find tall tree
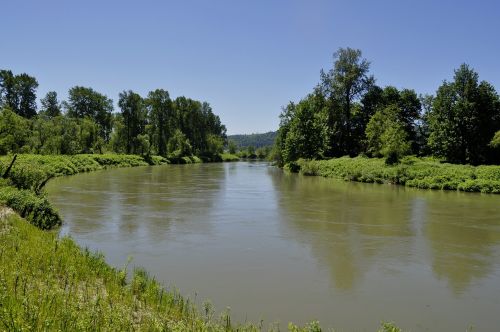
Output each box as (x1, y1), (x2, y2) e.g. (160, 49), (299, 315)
(65, 86), (113, 141)
(0, 70), (38, 118)
(118, 90), (146, 154)
(40, 91), (62, 117)
(147, 89), (173, 156)
(319, 48), (374, 156)
(428, 64), (500, 164)
(282, 93), (327, 163)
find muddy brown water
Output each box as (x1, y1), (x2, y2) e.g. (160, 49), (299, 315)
(46, 161), (500, 331)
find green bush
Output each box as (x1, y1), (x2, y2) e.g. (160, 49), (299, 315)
(0, 186), (60, 229)
(293, 156), (500, 194)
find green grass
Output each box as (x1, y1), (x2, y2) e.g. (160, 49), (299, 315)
(292, 156), (500, 193)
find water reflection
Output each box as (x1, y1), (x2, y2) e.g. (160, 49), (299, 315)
(47, 164), (226, 246)
(271, 169), (500, 296)
(422, 191), (500, 294)
(46, 162), (500, 331)
(269, 169), (416, 290)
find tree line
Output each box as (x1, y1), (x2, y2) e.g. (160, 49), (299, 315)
(274, 48), (500, 166)
(0, 70), (227, 159)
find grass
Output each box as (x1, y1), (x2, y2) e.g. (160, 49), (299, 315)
(292, 156), (500, 194)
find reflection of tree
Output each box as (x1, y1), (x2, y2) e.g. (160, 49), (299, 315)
(48, 163), (225, 243)
(423, 192), (500, 294)
(269, 169), (416, 290)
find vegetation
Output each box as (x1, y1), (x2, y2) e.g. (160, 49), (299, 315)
(0, 70), (227, 160)
(228, 131), (277, 148)
(292, 156), (500, 193)
(275, 47), (500, 167)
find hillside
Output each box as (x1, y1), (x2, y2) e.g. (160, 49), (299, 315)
(228, 131), (277, 148)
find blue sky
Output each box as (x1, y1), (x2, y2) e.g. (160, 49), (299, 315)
(1, 0), (499, 134)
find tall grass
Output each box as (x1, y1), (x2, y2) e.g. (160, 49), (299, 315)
(294, 156), (500, 194)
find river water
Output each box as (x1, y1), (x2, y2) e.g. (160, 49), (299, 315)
(46, 161), (500, 331)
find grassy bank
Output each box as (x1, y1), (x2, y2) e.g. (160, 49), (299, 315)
(292, 156), (500, 193)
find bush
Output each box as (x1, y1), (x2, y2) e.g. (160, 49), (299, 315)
(0, 186), (60, 229)
(293, 156), (500, 194)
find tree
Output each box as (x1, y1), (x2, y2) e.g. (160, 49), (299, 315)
(365, 105), (410, 162)
(147, 89), (173, 156)
(0, 70), (38, 118)
(65, 86), (114, 141)
(205, 133), (224, 157)
(428, 64), (500, 164)
(228, 140), (237, 154)
(282, 93), (327, 163)
(167, 129), (192, 157)
(40, 91), (61, 117)
(0, 107), (31, 154)
(118, 90), (146, 154)
(490, 131), (500, 149)
(319, 48), (374, 156)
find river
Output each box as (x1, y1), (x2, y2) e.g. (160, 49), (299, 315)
(46, 161), (500, 331)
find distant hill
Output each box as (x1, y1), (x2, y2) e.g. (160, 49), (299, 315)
(228, 131), (277, 148)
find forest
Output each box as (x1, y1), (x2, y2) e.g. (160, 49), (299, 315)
(0, 70), (228, 161)
(274, 48), (500, 167)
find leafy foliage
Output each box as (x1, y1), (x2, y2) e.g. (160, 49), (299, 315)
(427, 64), (500, 164)
(275, 51), (500, 168)
(295, 156), (500, 193)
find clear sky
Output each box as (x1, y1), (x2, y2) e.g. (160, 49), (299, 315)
(1, 0), (499, 134)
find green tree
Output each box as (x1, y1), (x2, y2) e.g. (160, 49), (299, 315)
(40, 91), (61, 117)
(228, 140), (237, 154)
(320, 48), (374, 156)
(428, 64), (500, 164)
(205, 133), (224, 157)
(147, 89), (174, 156)
(490, 131), (500, 148)
(365, 105), (410, 162)
(167, 129), (192, 157)
(118, 90), (146, 154)
(0, 107), (31, 154)
(65, 86), (114, 142)
(0, 70), (38, 118)
(282, 94), (327, 163)
(109, 114), (127, 153)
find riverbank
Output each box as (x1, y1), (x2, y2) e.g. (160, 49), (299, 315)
(290, 156), (500, 194)
(0, 153), (239, 229)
